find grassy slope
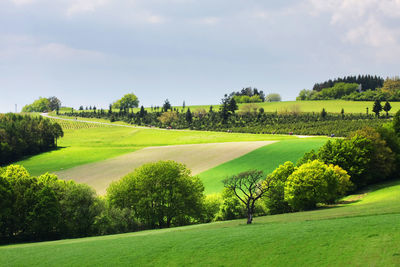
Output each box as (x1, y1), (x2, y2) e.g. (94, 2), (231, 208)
(199, 138), (327, 194)
(2, 180), (399, 266)
(17, 127), (298, 176)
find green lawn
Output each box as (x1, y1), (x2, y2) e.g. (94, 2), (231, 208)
(199, 138), (327, 194)
(17, 127), (299, 176)
(2, 179), (399, 266)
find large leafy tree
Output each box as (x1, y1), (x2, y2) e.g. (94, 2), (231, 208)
(112, 93), (139, 110)
(22, 97), (51, 112)
(47, 96), (61, 111)
(107, 161), (205, 229)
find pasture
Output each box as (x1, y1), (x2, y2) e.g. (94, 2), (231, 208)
(56, 141), (276, 194)
(2, 179), (399, 266)
(199, 138), (327, 194)
(16, 124), (299, 176)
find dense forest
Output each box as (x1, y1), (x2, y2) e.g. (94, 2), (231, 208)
(0, 114), (64, 165)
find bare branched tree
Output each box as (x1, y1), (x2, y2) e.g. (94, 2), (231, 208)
(223, 170), (271, 224)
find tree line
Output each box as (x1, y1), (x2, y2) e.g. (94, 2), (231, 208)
(312, 75), (384, 92)
(62, 100), (391, 137)
(0, 114), (64, 165)
(299, 77), (400, 101)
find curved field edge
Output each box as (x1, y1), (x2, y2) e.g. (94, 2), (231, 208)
(2, 180), (399, 266)
(55, 141), (276, 195)
(16, 126), (301, 176)
(199, 138), (328, 194)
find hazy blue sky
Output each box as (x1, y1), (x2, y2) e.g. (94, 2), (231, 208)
(1, 0), (400, 112)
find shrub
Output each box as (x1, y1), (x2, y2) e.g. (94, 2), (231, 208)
(284, 160), (351, 211)
(263, 161), (295, 214)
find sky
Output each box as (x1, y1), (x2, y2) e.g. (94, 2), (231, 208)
(1, 0), (400, 112)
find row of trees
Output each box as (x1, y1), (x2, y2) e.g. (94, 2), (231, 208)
(63, 102), (391, 137)
(22, 97), (61, 113)
(0, 114), (63, 165)
(312, 75), (384, 92)
(299, 77), (400, 101)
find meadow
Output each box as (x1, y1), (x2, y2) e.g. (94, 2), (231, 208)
(2, 179), (399, 266)
(16, 123), (300, 176)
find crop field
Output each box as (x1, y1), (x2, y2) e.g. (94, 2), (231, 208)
(56, 141), (276, 194)
(2, 179), (399, 266)
(17, 126), (300, 176)
(199, 138), (327, 194)
(48, 118), (111, 130)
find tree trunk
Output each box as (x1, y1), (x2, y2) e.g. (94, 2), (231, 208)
(247, 212), (253, 224)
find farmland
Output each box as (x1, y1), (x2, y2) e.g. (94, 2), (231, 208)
(16, 123), (300, 176)
(2, 179), (399, 266)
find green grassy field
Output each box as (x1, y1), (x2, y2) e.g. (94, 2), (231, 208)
(17, 126), (299, 176)
(2, 179), (399, 266)
(199, 138), (327, 194)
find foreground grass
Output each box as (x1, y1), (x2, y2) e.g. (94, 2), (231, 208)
(17, 127), (298, 176)
(199, 138), (327, 194)
(2, 180), (399, 266)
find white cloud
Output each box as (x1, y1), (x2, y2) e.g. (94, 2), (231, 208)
(308, 0), (400, 49)
(66, 0), (109, 16)
(145, 14), (165, 24)
(10, 0), (36, 6)
(38, 43), (105, 60)
(197, 17), (220, 25)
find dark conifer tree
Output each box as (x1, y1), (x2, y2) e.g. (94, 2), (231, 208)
(185, 108), (192, 124)
(373, 100), (382, 117)
(383, 101), (392, 117)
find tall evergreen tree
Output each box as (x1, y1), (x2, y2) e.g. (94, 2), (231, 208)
(373, 100), (383, 117)
(185, 108), (192, 124)
(383, 101), (392, 117)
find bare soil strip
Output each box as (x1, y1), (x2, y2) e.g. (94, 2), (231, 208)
(56, 141), (276, 194)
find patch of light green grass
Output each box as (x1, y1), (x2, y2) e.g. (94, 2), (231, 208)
(2, 180), (399, 266)
(199, 138), (327, 194)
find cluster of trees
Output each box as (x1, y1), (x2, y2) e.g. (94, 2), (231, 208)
(312, 75), (384, 92)
(228, 87), (266, 103)
(0, 166), (101, 243)
(22, 97), (61, 113)
(299, 77), (400, 101)
(227, 88), (282, 103)
(0, 161), (244, 244)
(0, 114), (63, 165)
(222, 118), (400, 219)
